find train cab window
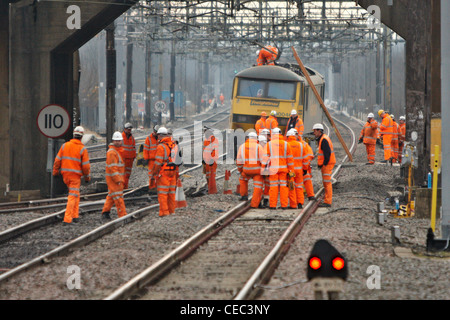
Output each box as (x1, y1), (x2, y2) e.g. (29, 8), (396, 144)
(237, 78), (296, 100)
(266, 82), (296, 100)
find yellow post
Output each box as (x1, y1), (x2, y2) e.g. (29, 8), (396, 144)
(430, 145), (440, 232)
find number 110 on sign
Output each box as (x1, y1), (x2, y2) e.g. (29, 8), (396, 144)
(37, 104), (71, 138)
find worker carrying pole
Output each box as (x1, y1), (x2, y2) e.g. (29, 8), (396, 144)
(291, 46), (353, 162)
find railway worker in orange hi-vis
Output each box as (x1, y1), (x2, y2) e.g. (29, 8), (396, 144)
(258, 134), (270, 208)
(286, 129), (307, 209)
(313, 123), (336, 208)
(101, 132), (127, 220)
(255, 111), (268, 135)
(144, 125), (160, 190)
(152, 127), (178, 216)
(53, 126), (91, 225)
(203, 127), (219, 194)
(236, 132), (265, 208)
(266, 110), (279, 131)
(121, 122), (136, 189)
(261, 128), (295, 210)
(219, 93), (225, 106)
(390, 115), (399, 163)
(285, 109), (304, 137)
(256, 45), (279, 66)
(358, 113), (378, 165)
(378, 109), (394, 164)
(398, 116), (406, 162)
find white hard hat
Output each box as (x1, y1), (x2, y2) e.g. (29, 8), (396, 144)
(399, 116), (406, 121)
(270, 110), (277, 116)
(286, 129), (297, 137)
(124, 122), (133, 129)
(271, 128), (282, 135)
(367, 113), (374, 118)
(312, 123), (324, 130)
(73, 126), (84, 137)
(248, 132), (257, 139)
(256, 50), (260, 56)
(261, 129), (270, 135)
(112, 131), (123, 141)
(157, 127), (168, 135)
(258, 135), (267, 142)
(291, 109), (297, 115)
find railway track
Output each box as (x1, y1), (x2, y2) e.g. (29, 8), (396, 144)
(0, 113), (355, 300)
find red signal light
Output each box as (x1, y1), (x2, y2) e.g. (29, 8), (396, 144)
(309, 257), (321, 270)
(332, 257), (345, 270)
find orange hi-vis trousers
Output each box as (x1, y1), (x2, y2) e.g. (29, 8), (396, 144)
(382, 135), (393, 161)
(62, 175), (81, 223)
(102, 188), (127, 218)
(365, 144), (376, 164)
(205, 163), (217, 194)
(289, 171), (304, 206)
(321, 164), (335, 205)
(157, 174), (177, 216)
(269, 172), (291, 208)
(148, 160), (156, 189)
(303, 168), (315, 198)
(239, 173), (264, 208)
(123, 158), (134, 189)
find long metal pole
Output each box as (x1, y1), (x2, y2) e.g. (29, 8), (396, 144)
(291, 46), (353, 162)
(105, 23), (116, 150)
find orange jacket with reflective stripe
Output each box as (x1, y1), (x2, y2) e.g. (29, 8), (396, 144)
(144, 133), (158, 160)
(121, 131), (136, 159)
(379, 114), (394, 135)
(153, 137), (176, 176)
(359, 119), (378, 144)
(255, 118), (267, 134)
(391, 121), (399, 143)
(236, 139), (264, 175)
(399, 123), (406, 142)
(105, 144), (125, 186)
(302, 139), (314, 167)
(317, 134), (336, 166)
(285, 116), (304, 136)
(203, 136), (219, 165)
(287, 136), (308, 172)
(53, 139), (90, 179)
(257, 46), (278, 66)
(263, 135), (294, 174)
(266, 116), (278, 131)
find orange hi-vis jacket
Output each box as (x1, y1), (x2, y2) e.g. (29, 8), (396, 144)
(399, 123), (406, 142)
(379, 113), (394, 137)
(359, 119), (378, 144)
(266, 116), (278, 131)
(302, 139), (314, 167)
(255, 117), (268, 134)
(236, 139), (264, 176)
(391, 120), (399, 144)
(257, 46), (278, 66)
(144, 133), (158, 161)
(53, 139), (90, 179)
(203, 136), (219, 165)
(105, 145), (125, 187)
(287, 136), (308, 172)
(317, 134), (336, 167)
(121, 131), (136, 159)
(285, 116), (304, 137)
(263, 134), (294, 175)
(153, 137), (177, 177)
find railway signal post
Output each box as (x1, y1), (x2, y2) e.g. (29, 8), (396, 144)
(307, 239), (348, 300)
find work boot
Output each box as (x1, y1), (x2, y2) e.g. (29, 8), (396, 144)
(72, 218), (80, 223)
(298, 203), (303, 209)
(380, 160), (388, 164)
(62, 222), (72, 226)
(269, 207), (276, 210)
(102, 212), (111, 220)
(281, 207), (288, 210)
(318, 203), (331, 208)
(263, 199), (269, 207)
(239, 195), (248, 201)
(308, 196), (316, 201)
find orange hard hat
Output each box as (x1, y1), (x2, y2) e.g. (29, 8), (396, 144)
(261, 111), (267, 117)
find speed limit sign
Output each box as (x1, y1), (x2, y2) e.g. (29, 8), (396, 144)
(154, 100), (166, 112)
(37, 104), (71, 138)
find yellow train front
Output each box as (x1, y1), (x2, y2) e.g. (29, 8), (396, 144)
(229, 64), (325, 134)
